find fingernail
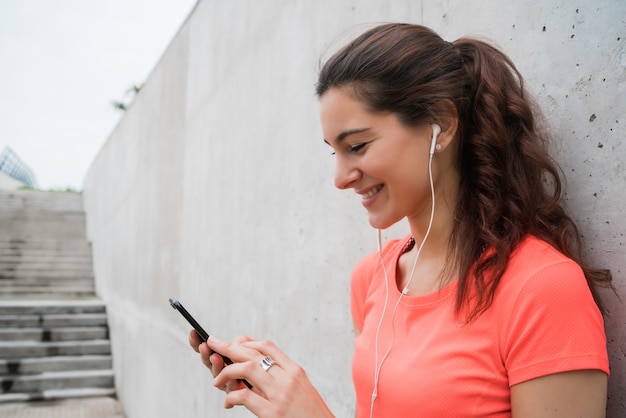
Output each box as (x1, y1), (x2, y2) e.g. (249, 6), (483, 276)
(208, 335), (222, 344)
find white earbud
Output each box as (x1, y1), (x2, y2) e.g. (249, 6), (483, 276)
(429, 123), (441, 155)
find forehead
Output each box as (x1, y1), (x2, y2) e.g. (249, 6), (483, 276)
(320, 87), (409, 143)
(320, 88), (374, 129)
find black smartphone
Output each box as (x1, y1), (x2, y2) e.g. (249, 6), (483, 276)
(169, 298), (252, 389)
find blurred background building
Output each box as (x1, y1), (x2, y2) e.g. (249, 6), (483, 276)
(0, 146), (38, 189)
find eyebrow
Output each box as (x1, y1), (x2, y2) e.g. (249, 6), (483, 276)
(323, 128), (371, 145)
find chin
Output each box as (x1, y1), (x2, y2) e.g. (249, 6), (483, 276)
(367, 216), (399, 230)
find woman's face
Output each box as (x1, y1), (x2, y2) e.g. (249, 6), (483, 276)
(319, 87), (437, 229)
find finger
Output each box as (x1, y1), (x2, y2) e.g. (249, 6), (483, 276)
(213, 363), (263, 399)
(241, 339), (294, 374)
(189, 329), (203, 352)
(207, 336), (280, 373)
(213, 356), (286, 400)
(225, 379), (245, 393)
(208, 337), (288, 395)
(207, 351), (242, 393)
(232, 335), (254, 344)
(223, 387), (273, 415)
(198, 342), (225, 369)
(199, 343), (229, 380)
(206, 336), (260, 364)
(198, 343), (243, 393)
(198, 342), (217, 371)
(208, 352), (225, 376)
(241, 341), (294, 399)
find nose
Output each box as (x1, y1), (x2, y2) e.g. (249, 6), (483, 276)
(334, 156), (360, 190)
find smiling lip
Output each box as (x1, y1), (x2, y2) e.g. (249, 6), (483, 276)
(360, 185), (383, 207)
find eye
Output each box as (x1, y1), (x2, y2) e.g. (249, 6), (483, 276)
(327, 141), (370, 156)
(349, 142), (368, 153)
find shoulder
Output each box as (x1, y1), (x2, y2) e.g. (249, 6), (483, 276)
(496, 236), (608, 383)
(496, 235), (596, 316)
(509, 235), (576, 270)
(501, 235), (586, 296)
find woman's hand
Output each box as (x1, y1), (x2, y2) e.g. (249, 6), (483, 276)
(189, 330), (248, 393)
(206, 335), (335, 418)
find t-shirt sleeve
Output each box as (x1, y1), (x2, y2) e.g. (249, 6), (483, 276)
(502, 259), (609, 386)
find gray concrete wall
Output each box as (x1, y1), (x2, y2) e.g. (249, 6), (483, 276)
(82, 1), (625, 417)
(0, 172), (24, 190)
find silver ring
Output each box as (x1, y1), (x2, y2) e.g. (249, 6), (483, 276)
(259, 356), (276, 372)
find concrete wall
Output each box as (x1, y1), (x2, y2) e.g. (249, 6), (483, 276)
(82, 1), (625, 417)
(0, 172), (24, 190)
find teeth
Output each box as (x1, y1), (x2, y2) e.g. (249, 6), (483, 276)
(362, 185), (383, 199)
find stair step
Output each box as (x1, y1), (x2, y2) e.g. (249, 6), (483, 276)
(0, 231), (87, 239)
(0, 387), (117, 403)
(0, 285), (95, 294)
(0, 212), (85, 221)
(0, 190), (82, 210)
(0, 257), (93, 264)
(0, 276), (94, 283)
(0, 293), (98, 302)
(0, 225), (87, 237)
(0, 270), (95, 279)
(0, 219), (86, 227)
(0, 300), (105, 315)
(0, 284), (95, 292)
(0, 340), (112, 359)
(0, 286), (95, 295)
(0, 313), (107, 328)
(0, 278), (95, 285)
(1, 265), (93, 272)
(1, 233), (88, 241)
(0, 253), (92, 261)
(0, 281), (95, 289)
(0, 289), (96, 300)
(0, 256), (93, 265)
(0, 326), (108, 342)
(0, 226), (87, 234)
(0, 369), (114, 394)
(0, 241), (91, 251)
(0, 355), (112, 375)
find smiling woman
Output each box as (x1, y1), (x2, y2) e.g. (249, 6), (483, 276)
(188, 23), (613, 418)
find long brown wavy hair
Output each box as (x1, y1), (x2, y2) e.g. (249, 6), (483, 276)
(316, 23), (613, 320)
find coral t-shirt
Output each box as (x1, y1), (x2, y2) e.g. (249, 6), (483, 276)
(351, 235), (609, 417)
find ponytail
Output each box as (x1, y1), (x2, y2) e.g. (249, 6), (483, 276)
(450, 39), (613, 319)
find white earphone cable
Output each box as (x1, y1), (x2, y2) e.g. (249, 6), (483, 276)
(369, 147), (437, 418)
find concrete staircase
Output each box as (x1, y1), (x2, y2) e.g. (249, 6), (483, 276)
(0, 189), (116, 403)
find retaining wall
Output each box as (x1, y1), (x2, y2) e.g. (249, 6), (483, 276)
(83, 1), (625, 416)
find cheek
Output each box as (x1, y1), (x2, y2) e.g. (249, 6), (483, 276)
(389, 158), (432, 197)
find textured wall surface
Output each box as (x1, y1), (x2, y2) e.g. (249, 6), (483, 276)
(83, 1), (625, 417)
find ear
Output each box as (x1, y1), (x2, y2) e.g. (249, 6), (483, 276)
(432, 100), (459, 153)
(433, 116), (458, 153)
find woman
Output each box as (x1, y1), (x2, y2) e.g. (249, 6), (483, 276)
(189, 23), (612, 417)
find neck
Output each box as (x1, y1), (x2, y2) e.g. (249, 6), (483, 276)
(407, 180), (457, 262)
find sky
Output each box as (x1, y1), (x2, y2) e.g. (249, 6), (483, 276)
(0, 0), (197, 190)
